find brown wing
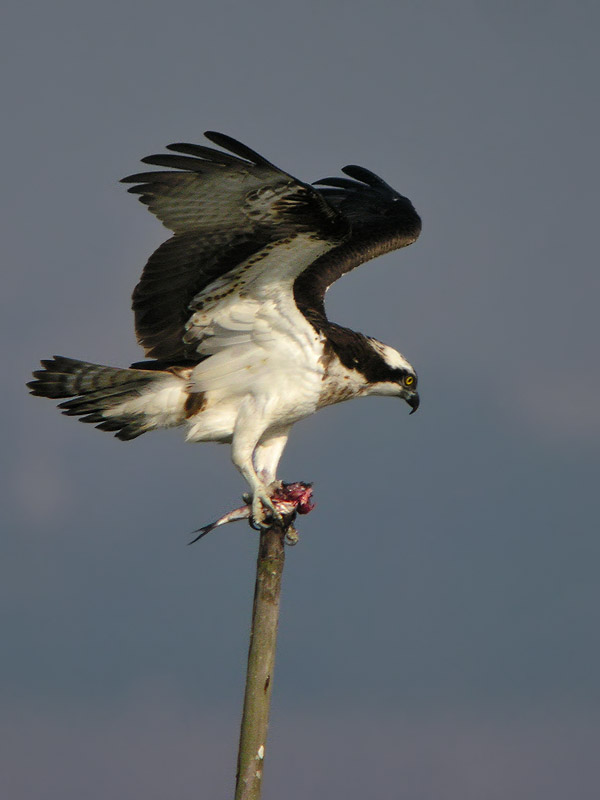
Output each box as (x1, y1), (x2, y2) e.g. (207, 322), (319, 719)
(295, 165), (422, 324)
(122, 132), (347, 361)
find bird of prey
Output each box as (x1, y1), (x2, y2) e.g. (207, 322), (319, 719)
(28, 132), (421, 528)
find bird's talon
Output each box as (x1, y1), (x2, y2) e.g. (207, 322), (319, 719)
(250, 491), (283, 529)
(285, 525), (299, 546)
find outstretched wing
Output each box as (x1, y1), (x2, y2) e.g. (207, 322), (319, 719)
(122, 132), (347, 360)
(294, 165), (422, 324)
(314, 163), (421, 238)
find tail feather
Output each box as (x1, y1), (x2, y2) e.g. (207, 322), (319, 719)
(29, 356), (154, 398)
(27, 355), (187, 440)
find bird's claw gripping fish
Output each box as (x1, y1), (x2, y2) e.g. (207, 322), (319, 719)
(189, 482), (314, 545)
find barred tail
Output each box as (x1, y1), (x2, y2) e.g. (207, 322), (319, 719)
(27, 355), (188, 440)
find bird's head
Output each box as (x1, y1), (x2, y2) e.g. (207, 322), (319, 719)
(364, 338), (420, 413)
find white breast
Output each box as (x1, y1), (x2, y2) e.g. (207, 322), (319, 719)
(182, 234), (331, 443)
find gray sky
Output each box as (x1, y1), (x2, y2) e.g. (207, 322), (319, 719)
(3, 1), (599, 798)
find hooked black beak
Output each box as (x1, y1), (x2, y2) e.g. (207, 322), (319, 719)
(406, 391), (420, 415)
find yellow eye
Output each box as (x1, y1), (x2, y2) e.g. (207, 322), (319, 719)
(405, 375), (415, 387)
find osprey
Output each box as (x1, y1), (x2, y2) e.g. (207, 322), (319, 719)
(28, 133), (421, 528)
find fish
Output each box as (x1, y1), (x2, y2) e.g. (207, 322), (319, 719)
(189, 482), (315, 544)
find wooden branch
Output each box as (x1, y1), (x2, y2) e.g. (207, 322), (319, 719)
(234, 521), (289, 800)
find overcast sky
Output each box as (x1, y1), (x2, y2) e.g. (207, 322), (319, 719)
(2, 1), (599, 798)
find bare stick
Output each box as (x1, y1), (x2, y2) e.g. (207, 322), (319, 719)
(234, 522), (289, 800)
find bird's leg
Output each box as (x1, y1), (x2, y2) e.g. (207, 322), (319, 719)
(237, 481), (280, 529)
(249, 428), (292, 527)
(253, 427), (291, 492)
(232, 402), (283, 529)
(237, 468), (280, 530)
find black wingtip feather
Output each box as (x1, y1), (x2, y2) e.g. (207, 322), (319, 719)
(121, 170), (189, 185)
(140, 154), (209, 172)
(203, 131), (276, 168)
(166, 142), (241, 166)
(313, 176), (364, 190)
(341, 165), (395, 191)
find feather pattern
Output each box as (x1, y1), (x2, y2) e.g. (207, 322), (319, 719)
(122, 133), (347, 359)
